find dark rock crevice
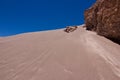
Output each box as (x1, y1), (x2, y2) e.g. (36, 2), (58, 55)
(106, 37), (120, 45)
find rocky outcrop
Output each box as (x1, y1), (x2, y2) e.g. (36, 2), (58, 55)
(84, 0), (120, 44)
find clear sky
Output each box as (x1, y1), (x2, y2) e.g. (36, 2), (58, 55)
(0, 0), (96, 36)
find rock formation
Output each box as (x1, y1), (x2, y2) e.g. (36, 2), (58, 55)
(84, 0), (120, 44)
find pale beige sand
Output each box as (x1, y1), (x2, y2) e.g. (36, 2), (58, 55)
(0, 26), (120, 80)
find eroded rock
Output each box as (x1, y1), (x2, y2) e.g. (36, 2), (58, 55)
(84, 0), (120, 44)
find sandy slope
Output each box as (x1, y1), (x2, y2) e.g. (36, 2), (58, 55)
(0, 26), (120, 80)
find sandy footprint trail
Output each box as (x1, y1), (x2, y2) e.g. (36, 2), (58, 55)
(0, 26), (120, 80)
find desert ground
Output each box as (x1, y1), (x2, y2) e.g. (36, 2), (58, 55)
(0, 26), (120, 80)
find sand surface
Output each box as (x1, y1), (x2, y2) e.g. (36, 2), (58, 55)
(0, 26), (120, 80)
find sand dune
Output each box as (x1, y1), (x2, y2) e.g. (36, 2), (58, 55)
(0, 26), (120, 80)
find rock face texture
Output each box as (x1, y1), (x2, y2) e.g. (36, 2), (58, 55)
(84, 0), (120, 43)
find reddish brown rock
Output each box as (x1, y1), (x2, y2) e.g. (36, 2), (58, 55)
(84, 0), (120, 43)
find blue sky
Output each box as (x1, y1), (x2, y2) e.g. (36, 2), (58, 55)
(0, 0), (96, 36)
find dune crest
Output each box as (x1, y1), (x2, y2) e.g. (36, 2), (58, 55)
(0, 26), (120, 80)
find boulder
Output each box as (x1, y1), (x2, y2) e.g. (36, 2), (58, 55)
(84, 0), (120, 44)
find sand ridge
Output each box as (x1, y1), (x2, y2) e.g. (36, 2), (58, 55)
(0, 26), (120, 80)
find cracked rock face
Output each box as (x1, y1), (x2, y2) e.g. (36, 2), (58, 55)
(84, 0), (120, 42)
